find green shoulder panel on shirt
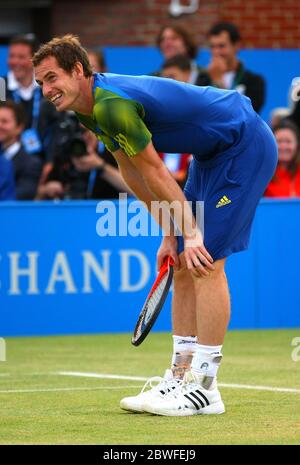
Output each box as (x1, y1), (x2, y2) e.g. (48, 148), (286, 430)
(93, 87), (152, 157)
(76, 112), (119, 153)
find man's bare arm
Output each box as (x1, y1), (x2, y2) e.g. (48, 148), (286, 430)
(112, 148), (158, 209)
(128, 142), (198, 240)
(113, 143), (214, 274)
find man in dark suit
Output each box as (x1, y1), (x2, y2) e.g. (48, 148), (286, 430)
(0, 155), (16, 200)
(0, 101), (42, 200)
(202, 22), (265, 114)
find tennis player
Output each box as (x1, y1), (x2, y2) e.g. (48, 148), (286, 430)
(33, 35), (277, 416)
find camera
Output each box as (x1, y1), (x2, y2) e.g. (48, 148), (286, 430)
(46, 112), (89, 188)
(56, 112), (88, 161)
(68, 135), (88, 159)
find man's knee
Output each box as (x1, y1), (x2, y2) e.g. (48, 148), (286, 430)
(190, 258), (226, 281)
(174, 266), (192, 288)
(176, 252), (226, 281)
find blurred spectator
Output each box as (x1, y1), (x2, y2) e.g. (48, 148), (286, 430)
(205, 22), (265, 113)
(87, 49), (107, 73)
(269, 107), (291, 130)
(265, 120), (300, 198)
(2, 34), (59, 162)
(154, 24), (208, 85)
(0, 155), (16, 200)
(161, 54), (193, 83)
(36, 122), (131, 200)
(0, 101), (42, 200)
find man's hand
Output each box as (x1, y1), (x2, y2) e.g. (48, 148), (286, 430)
(207, 56), (227, 86)
(157, 235), (180, 272)
(36, 180), (64, 199)
(184, 230), (214, 277)
(72, 153), (104, 172)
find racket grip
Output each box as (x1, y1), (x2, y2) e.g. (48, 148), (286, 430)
(166, 256), (175, 267)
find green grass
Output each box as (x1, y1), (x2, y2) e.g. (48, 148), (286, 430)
(0, 329), (300, 445)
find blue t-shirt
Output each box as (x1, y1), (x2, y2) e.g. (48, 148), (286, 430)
(77, 73), (257, 162)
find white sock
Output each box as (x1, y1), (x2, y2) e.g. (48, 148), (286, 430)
(171, 335), (198, 379)
(190, 343), (223, 389)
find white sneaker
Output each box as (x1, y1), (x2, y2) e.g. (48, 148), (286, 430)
(120, 369), (181, 413)
(142, 371), (225, 416)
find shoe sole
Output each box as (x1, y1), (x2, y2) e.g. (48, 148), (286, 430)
(144, 401), (225, 416)
(120, 402), (144, 413)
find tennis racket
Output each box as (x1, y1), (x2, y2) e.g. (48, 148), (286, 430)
(131, 255), (174, 346)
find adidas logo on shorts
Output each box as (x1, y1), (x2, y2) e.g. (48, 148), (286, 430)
(216, 195), (232, 208)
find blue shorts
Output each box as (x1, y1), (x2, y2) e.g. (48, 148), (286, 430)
(177, 116), (278, 260)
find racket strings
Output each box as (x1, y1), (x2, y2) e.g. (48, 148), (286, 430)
(145, 274), (169, 317)
(135, 274), (169, 339)
(132, 263), (173, 345)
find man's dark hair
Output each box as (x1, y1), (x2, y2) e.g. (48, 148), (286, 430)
(162, 54), (192, 72)
(9, 34), (40, 56)
(156, 25), (198, 59)
(207, 22), (241, 44)
(32, 35), (93, 78)
(0, 100), (27, 127)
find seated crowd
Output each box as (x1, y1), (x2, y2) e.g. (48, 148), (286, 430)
(0, 23), (299, 201)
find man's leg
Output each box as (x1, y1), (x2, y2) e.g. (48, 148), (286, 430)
(192, 257), (230, 346)
(143, 255), (228, 415)
(189, 257), (230, 391)
(172, 254), (230, 382)
(172, 263), (196, 336)
(171, 263), (197, 378)
(173, 254), (230, 344)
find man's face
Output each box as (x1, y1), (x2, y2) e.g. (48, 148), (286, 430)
(275, 128), (298, 164)
(35, 56), (82, 112)
(8, 43), (33, 82)
(208, 31), (239, 66)
(0, 107), (22, 145)
(162, 66), (190, 83)
(159, 28), (187, 59)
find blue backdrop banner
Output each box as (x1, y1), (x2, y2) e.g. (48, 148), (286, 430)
(0, 199), (299, 337)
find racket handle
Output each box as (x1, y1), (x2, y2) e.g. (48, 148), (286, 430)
(166, 256), (175, 267)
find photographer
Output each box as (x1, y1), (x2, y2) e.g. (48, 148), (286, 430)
(71, 126), (132, 199)
(36, 114), (131, 200)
